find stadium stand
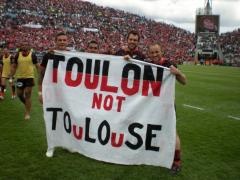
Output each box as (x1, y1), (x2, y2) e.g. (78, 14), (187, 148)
(219, 29), (240, 66)
(0, 0), (195, 64)
(0, 0), (239, 66)
(194, 0), (239, 66)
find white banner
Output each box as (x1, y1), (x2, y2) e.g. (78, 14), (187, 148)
(42, 51), (176, 168)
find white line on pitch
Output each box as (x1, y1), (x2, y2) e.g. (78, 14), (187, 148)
(182, 104), (204, 111)
(228, 115), (240, 121)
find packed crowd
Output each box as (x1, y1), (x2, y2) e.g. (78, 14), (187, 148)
(0, 0), (239, 64)
(0, 0), (195, 63)
(219, 29), (240, 55)
(196, 32), (218, 50)
(218, 29), (240, 66)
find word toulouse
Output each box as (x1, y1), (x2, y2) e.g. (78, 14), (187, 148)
(50, 55), (164, 96)
(47, 108), (162, 151)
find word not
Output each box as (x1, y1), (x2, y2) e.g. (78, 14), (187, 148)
(92, 93), (126, 112)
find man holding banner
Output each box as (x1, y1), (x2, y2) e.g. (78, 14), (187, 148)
(86, 40), (99, 54)
(38, 31), (69, 157)
(40, 43), (177, 169)
(148, 43), (187, 174)
(115, 30), (146, 61)
(38, 31), (69, 103)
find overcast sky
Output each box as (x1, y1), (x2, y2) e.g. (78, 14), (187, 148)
(83, 0), (240, 34)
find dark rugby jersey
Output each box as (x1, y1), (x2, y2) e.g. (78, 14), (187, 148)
(148, 58), (177, 68)
(115, 49), (146, 61)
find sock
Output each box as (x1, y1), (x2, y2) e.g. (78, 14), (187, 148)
(12, 85), (16, 95)
(174, 150), (181, 162)
(1, 85), (5, 93)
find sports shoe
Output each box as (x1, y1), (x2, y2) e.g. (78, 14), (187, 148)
(46, 148), (55, 158)
(11, 94), (16, 99)
(0, 92), (4, 100)
(63, 147), (75, 153)
(170, 161), (182, 175)
(24, 114), (30, 120)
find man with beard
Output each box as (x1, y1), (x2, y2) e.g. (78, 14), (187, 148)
(115, 30), (146, 61)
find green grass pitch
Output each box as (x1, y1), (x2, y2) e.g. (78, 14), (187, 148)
(0, 65), (239, 179)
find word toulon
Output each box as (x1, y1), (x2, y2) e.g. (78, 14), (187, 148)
(49, 55), (164, 97)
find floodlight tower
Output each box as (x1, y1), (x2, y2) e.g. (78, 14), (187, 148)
(204, 0), (212, 15)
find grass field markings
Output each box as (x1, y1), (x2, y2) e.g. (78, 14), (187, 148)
(227, 115), (240, 121)
(182, 70), (240, 78)
(182, 104), (204, 111)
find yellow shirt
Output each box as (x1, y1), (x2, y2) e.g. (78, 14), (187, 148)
(15, 52), (35, 78)
(2, 55), (11, 78)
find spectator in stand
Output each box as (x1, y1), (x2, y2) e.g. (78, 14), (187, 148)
(10, 42), (39, 120)
(148, 43), (186, 174)
(115, 30), (146, 61)
(0, 47), (16, 99)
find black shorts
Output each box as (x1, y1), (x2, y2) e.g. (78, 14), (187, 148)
(16, 78), (35, 89)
